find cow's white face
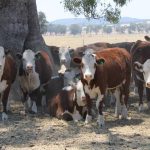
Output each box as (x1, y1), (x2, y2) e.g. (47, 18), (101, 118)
(82, 53), (96, 81)
(58, 47), (73, 72)
(22, 50), (36, 73)
(0, 46), (6, 72)
(76, 80), (86, 106)
(59, 47), (71, 63)
(73, 49), (105, 82)
(134, 59), (150, 88)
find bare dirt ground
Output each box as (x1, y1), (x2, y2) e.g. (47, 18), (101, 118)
(0, 34), (150, 150)
(0, 93), (150, 150)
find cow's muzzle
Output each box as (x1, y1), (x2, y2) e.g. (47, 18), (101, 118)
(60, 59), (66, 64)
(26, 65), (33, 73)
(84, 74), (93, 81)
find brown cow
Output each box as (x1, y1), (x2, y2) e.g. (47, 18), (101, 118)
(0, 46), (17, 120)
(110, 42), (135, 53)
(16, 49), (52, 114)
(73, 48), (131, 127)
(48, 80), (87, 121)
(131, 40), (150, 111)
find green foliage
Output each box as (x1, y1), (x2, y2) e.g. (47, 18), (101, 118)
(38, 11), (48, 34)
(62, 0), (131, 23)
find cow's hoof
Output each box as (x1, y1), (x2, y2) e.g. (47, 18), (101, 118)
(28, 110), (36, 114)
(114, 113), (119, 118)
(97, 115), (105, 128)
(139, 104), (144, 112)
(147, 102), (150, 109)
(2, 112), (8, 121)
(31, 101), (37, 113)
(72, 113), (82, 122)
(115, 106), (121, 118)
(121, 105), (128, 119)
(85, 114), (92, 124)
(20, 110), (27, 116)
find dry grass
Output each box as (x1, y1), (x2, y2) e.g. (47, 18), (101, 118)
(43, 33), (146, 48)
(0, 95), (150, 150)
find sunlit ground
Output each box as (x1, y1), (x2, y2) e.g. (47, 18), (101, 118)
(43, 33), (146, 48)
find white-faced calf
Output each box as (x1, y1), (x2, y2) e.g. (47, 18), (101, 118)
(48, 80), (87, 121)
(16, 49), (52, 114)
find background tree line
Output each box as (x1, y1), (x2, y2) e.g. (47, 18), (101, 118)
(38, 11), (150, 35)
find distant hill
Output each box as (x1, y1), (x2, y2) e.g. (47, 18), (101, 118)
(50, 17), (149, 26)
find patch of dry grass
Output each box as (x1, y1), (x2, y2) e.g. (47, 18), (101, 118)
(43, 33), (146, 48)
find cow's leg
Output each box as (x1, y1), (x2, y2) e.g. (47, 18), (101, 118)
(6, 98), (11, 112)
(137, 82), (144, 111)
(97, 98), (105, 127)
(120, 80), (130, 119)
(146, 88), (150, 109)
(2, 86), (11, 121)
(31, 101), (37, 113)
(29, 88), (41, 114)
(114, 88), (121, 118)
(120, 94), (128, 119)
(85, 94), (92, 124)
(22, 92), (29, 113)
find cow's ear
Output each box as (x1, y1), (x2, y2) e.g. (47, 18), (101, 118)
(5, 50), (10, 55)
(35, 51), (41, 60)
(134, 61), (143, 72)
(96, 58), (105, 65)
(73, 57), (82, 65)
(69, 48), (74, 56)
(16, 53), (22, 59)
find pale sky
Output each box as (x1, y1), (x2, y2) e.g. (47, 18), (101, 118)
(36, 0), (150, 22)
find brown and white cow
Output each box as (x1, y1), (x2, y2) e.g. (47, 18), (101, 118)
(73, 48), (131, 127)
(131, 40), (150, 111)
(0, 46), (17, 120)
(48, 80), (87, 121)
(16, 49), (52, 113)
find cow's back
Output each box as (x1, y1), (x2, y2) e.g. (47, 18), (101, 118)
(95, 48), (131, 89)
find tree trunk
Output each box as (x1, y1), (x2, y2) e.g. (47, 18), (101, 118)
(0, 0), (57, 101)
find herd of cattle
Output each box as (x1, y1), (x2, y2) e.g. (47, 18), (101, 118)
(1, 35), (150, 128)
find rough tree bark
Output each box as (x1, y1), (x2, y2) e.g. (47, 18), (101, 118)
(0, 0), (57, 101)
